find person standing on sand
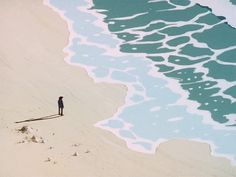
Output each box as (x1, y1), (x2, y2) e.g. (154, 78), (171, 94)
(58, 96), (64, 116)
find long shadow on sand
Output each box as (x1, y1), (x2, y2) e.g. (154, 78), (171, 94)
(15, 114), (62, 124)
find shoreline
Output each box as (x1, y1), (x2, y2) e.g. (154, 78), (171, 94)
(0, 0), (236, 176)
(42, 0), (236, 168)
(45, 0), (236, 165)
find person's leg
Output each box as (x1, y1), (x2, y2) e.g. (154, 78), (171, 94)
(58, 107), (61, 115)
(61, 108), (63, 116)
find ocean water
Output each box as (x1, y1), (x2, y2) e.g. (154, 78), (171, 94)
(45, 0), (236, 164)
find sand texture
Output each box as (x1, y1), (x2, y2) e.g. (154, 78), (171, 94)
(0, 0), (236, 177)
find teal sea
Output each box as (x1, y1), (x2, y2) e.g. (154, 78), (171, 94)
(45, 0), (236, 164)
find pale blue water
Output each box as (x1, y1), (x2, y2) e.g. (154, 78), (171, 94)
(47, 0), (236, 164)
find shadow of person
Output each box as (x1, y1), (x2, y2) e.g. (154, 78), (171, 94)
(15, 114), (61, 124)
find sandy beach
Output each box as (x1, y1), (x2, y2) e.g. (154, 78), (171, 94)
(0, 0), (236, 176)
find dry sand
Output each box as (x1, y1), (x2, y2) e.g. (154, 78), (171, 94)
(0, 0), (236, 177)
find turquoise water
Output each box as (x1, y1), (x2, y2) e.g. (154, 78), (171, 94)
(46, 0), (236, 164)
(230, 0), (236, 5)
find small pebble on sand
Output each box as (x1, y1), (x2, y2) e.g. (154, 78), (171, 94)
(72, 152), (78, 156)
(45, 157), (51, 162)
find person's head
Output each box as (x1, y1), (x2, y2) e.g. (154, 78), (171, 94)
(59, 96), (63, 100)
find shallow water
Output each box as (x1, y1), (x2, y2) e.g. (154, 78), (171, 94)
(46, 0), (236, 164)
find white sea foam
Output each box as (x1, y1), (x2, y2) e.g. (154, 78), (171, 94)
(191, 0), (236, 28)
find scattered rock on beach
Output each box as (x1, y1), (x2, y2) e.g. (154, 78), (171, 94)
(45, 157), (51, 162)
(17, 126), (46, 144)
(17, 140), (25, 144)
(30, 135), (44, 143)
(85, 150), (90, 153)
(72, 152), (79, 156)
(31, 135), (39, 143)
(18, 126), (33, 134)
(45, 157), (57, 164)
(72, 143), (80, 147)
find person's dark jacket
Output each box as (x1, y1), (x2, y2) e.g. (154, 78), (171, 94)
(58, 98), (64, 108)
